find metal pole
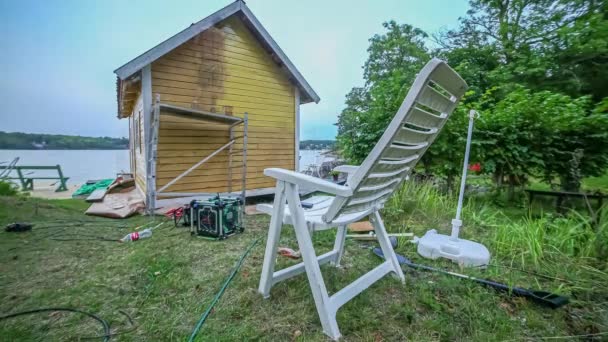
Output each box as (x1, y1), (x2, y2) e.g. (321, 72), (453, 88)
(451, 109), (478, 241)
(228, 124), (234, 194)
(146, 94), (160, 215)
(241, 112), (248, 212)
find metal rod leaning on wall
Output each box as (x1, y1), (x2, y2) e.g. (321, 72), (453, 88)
(157, 140), (235, 194)
(241, 112), (248, 214)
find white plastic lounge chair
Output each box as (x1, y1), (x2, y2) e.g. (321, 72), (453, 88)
(256, 58), (468, 340)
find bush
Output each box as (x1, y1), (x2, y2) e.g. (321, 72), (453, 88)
(0, 180), (18, 196)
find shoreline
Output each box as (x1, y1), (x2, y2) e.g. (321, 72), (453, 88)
(0, 148), (129, 151)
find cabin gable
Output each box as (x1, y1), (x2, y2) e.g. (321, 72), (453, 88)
(152, 16), (296, 193)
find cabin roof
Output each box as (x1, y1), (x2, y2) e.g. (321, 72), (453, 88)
(114, 0), (319, 118)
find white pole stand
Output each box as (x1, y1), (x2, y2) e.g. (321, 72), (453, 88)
(415, 110), (490, 267)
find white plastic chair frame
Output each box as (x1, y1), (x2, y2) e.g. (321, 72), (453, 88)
(257, 58), (468, 340)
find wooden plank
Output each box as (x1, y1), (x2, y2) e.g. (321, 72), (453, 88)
(157, 179), (275, 193)
(158, 136), (294, 144)
(157, 155), (294, 165)
(347, 221), (374, 232)
(151, 64), (292, 91)
(173, 45), (277, 73)
(152, 78), (294, 103)
(159, 113), (294, 129)
(181, 37), (282, 71)
(156, 142), (293, 151)
(155, 93), (294, 115)
(135, 174), (146, 193)
(160, 112), (294, 126)
(159, 103), (243, 125)
(159, 52), (286, 81)
(158, 129), (292, 138)
(158, 107), (293, 123)
(157, 162), (293, 179)
(345, 233), (413, 241)
(156, 167), (271, 180)
(157, 174), (274, 187)
(186, 35), (275, 67)
(152, 84), (294, 108)
(156, 159), (293, 172)
(86, 188), (108, 203)
(156, 140), (291, 149)
(152, 72), (294, 98)
(157, 149), (293, 158)
(157, 52), (287, 85)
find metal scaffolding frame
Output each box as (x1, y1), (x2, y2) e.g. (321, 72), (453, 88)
(146, 95), (248, 214)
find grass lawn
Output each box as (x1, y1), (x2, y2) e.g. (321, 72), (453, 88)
(584, 172), (608, 193)
(0, 191), (606, 341)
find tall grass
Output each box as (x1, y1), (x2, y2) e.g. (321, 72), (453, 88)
(383, 181), (501, 235)
(383, 180), (456, 229)
(493, 209), (608, 266)
(384, 181), (607, 267)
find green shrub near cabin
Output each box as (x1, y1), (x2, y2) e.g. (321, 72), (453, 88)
(0, 180), (18, 196)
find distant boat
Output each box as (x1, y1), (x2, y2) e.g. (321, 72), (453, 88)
(302, 150), (345, 183)
(31, 141), (47, 149)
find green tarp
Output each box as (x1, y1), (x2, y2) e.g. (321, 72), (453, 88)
(72, 179), (113, 197)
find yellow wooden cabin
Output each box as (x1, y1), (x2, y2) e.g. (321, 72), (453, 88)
(114, 1), (319, 212)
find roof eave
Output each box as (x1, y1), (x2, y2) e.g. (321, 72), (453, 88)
(114, 1), (241, 80)
(114, 0), (319, 104)
(239, 5), (320, 104)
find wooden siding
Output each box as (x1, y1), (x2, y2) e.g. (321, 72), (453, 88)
(152, 16), (296, 193)
(130, 94), (146, 194)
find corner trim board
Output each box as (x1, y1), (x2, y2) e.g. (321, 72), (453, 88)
(295, 87), (301, 171)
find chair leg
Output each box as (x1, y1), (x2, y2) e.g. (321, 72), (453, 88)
(371, 211), (405, 283)
(285, 183), (341, 340)
(330, 225), (347, 267)
(258, 181), (287, 298)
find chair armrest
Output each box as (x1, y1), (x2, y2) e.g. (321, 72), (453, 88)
(333, 165), (359, 185)
(333, 165), (359, 175)
(264, 168), (353, 197)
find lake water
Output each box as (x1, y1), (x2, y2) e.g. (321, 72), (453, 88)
(0, 149), (324, 184)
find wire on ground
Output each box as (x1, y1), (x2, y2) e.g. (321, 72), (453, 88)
(0, 307), (111, 342)
(188, 236), (262, 342)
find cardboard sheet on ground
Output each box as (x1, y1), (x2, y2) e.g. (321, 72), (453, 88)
(85, 188), (144, 218)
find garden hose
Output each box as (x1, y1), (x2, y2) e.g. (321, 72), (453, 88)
(0, 307), (111, 342)
(188, 236), (262, 342)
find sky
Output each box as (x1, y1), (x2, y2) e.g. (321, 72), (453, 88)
(0, 0), (469, 140)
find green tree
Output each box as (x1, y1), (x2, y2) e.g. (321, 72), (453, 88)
(336, 21), (430, 164)
(475, 87), (608, 194)
(336, 0), (608, 196)
(441, 0), (608, 100)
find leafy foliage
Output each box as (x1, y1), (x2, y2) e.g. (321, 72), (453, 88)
(336, 0), (608, 193)
(474, 87), (608, 191)
(0, 180), (18, 196)
(337, 21), (430, 164)
(0, 131), (128, 150)
(299, 140), (335, 150)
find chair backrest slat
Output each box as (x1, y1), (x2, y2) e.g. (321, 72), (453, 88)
(407, 108), (447, 129)
(322, 58), (467, 223)
(417, 85), (455, 113)
(394, 126), (438, 144)
(358, 178), (401, 192)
